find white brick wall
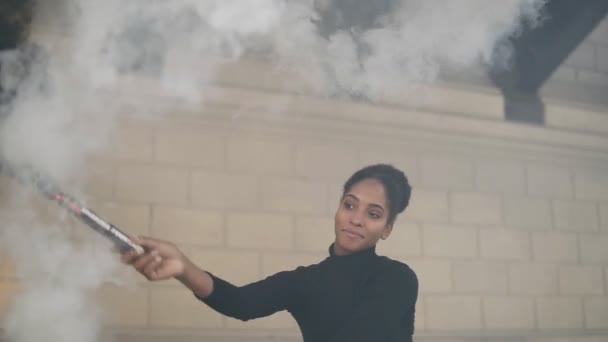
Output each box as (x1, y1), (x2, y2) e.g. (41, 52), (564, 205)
(419, 156), (474, 190)
(574, 170), (608, 201)
(479, 229), (531, 261)
(191, 172), (259, 209)
(227, 136), (294, 176)
(403, 189), (449, 223)
(151, 207), (223, 246)
(425, 296), (482, 330)
(452, 261), (508, 294)
(422, 225), (478, 258)
(536, 297), (584, 330)
(474, 160), (526, 195)
(504, 197), (553, 229)
(483, 296), (535, 330)
(509, 263), (559, 295)
(584, 297), (608, 328)
(558, 265), (604, 295)
(532, 232), (579, 263)
(2, 45), (608, 342)
(553, 200), (600, 232)
(579, 233), (608, 263)
(547, 17), (608, 91)
(449, 192), (503, 225)
(407, 259), (452, 294)
(526, 164), (573, 199)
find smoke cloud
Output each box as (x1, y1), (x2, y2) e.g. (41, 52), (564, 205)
(0, 0), (546, 341)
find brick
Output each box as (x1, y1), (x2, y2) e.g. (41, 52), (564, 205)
(532, 232), (578, 262)
(574, 337), (608, 342)
(450, 192), (502, 225)
(0, 281), (20, 319)
(227, 136), (293, 176)
(227, 213), (294, 250)
(419, 156), (474, 190)
(505, 197), (552, 229)
(537, 297), (583, 329)
(425, 296), (482, 330)
(564, 42), (595, 69)
(601, 205), (608, 230)
(577, 70), (608, 87)
(527, 164), (573, 199)
(262, 253), (324, 278)
(295, 142), (358, 180)
(109, 124), (154, 161)
(542, 104), (608, 135)
(575, 170), (608, 201)
(261, 179), (327, 215)
(414, 296), (425, 331)
(154, 128), (224, 169)
(152, 207), (223, 246)
(452, 261), (507, 294)
(295, 216), (337, 252)
(547, 66), (577, 83)
(423, 225), (477, 258)
(509, 263), (558, 295)
(585, 297), (608, 328)
(553, 200), (599, 232)
(589, 20), (608, 44)
(191, 172), (258, 209)
(225, 310), (296, 330)
(475, 160), (525, 195)
(580, 233), (608, 263)
(597, 45), (608, 72)
(149, 286), (223, 328)
(403, 189), (449, 223)
(358, 147), (419, 184)
(483, 296), (535, 330)
(188, 249), (260, 285)
(559, 265), (604, 295)
(424, 84), (503, 119)
(406, 259), (452, 293)
(116, 164), (188, 204)
(480, 229), (531, 261)
(326, 183), (345, 216)
(80, 160), (115, 199)
(377, 222), (422, 257)
(98, 285), (148, 327)
(97, 203), (150, 239)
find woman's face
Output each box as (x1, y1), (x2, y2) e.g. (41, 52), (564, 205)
(333, 178), (392, 255)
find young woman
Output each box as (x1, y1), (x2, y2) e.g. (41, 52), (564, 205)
(123, 164), (418, 342)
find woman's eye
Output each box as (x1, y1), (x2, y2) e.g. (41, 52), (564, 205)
(343, 202), (354, 209)
(369, 212), (381, 219)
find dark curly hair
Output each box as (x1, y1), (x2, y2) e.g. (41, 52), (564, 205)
(342, 164), (411, 225)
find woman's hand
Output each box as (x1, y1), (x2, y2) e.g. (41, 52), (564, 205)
(122, 236), (189, 281)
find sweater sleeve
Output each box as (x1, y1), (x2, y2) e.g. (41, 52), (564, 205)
(194, 268), (302, 321)
(330, 264), (418, 342)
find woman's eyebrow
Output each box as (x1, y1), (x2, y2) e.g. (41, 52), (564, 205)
(345, 194), (359, 201)
(346, 194), (384, 211)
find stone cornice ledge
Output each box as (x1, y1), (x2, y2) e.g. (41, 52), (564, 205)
(192, 84), (608, 158)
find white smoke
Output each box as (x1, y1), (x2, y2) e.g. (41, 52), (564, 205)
(0, 0), (546, 341)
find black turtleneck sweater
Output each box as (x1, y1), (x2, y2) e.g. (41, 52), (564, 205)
(197, 244), (418, 342)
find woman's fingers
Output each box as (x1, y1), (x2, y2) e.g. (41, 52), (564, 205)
(132, 250), (158, 271)
(142, 253), (163, 280)
(122, 249), (140, 264)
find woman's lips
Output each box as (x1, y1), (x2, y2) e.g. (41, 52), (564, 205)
(342, 229), (363, 239)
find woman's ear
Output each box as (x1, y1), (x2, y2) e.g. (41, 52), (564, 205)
(381, 224), (393, 240)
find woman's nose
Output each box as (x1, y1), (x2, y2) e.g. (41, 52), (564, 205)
(349, 210), (364, 226)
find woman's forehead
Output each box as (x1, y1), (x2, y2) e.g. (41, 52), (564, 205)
(345, 179), (387, 207)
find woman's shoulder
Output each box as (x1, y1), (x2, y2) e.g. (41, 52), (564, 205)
(376, 256), (418, 284)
